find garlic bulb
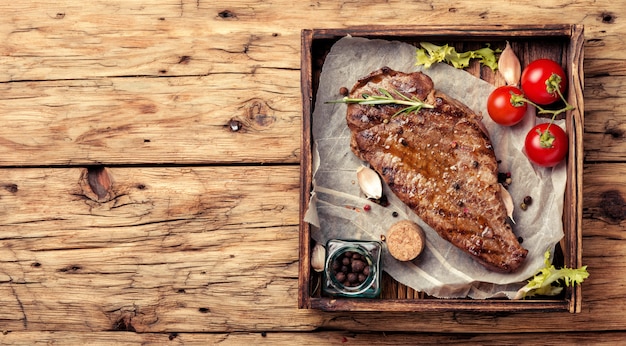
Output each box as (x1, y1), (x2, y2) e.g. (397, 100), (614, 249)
(500, 184), (515, 224)
(356, 165), (382, 199)
(498, 41), (521, 86)
(311, 243), (326, 272)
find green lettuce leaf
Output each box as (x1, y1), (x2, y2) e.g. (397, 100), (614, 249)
(514, 250), (589, 299)
(415, 42), (500, 70)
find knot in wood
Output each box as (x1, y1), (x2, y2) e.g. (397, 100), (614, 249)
(218, 10), (236, 19)
(112, 316), (136, 332)
(3, 183), (18, 193)
(605, 122), (624, 139)
(79, 166), (114, 202)
(58, 265), (82, 273)
(178, 55), (191, 64)
(228, 118), (243, 132)
(600, 12), (616, 24)
(242, 98), (275, 128)
(600, 190), (626, 222)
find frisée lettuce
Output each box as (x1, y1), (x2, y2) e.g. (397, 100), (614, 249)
(416, 42), (500, 70)
(514, 250), (589, 299)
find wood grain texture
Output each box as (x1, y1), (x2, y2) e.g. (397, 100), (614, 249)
(3, 331), (626, 345)
(0, 72), (300, 165)
(1, 0), (626, 342)
(0, 1), (624, 164)
(0, 166), (310, 332)
(1, 164), (625, 333)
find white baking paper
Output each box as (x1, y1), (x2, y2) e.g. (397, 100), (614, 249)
(303, 36), (567, 299)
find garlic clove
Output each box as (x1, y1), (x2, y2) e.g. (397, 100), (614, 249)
(311, 243), (326, 272)
(498, 41), (521, 86)
(356, 165), (382, 199)
(500, 184), (515, 224)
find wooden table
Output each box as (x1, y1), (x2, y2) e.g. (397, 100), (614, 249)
(1, 1), (624, 344)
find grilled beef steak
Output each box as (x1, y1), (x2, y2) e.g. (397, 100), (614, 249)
(346, 67), (528, 273)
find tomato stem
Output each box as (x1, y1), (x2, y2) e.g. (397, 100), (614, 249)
(509, 77), (574, 119)
(510, 72), (574, 148)
(538, 127), (556, 148)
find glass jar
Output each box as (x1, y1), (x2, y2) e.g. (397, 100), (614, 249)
(322, 239), (382, 298)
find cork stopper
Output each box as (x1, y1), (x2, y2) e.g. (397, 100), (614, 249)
(386, 220), (425, 261)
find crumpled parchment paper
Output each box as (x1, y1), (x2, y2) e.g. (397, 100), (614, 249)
(303, 36), (566, 299)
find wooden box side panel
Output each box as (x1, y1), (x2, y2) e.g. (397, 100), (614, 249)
(299, 29), (314, 309)
(564, 24), (585, 313)
(310, 297), (569, 313)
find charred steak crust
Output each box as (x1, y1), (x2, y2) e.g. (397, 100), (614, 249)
(346, 67), (528, 273)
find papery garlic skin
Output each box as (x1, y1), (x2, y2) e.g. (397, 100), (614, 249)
(356, 165), (382, 199)
(500, 184), (516, 224)
(311, 243), (326, 272)
(498, 41), (521, 86)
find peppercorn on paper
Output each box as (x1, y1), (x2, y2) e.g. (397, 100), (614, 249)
(303, 36), (566, 299)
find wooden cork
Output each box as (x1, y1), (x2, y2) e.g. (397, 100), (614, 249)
(386, 220), (425, 261)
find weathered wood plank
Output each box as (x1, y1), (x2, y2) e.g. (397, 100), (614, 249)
(3, 330), (626, 345)
(583, 163), (626, 230)
(0, 71), (301, 165)
(0, 1), (624, 164)
(0, 50), (624, 166)
(1, 70), (623, 165)
(1, 164), (625, 333)
(583, 77), (626, 161)
(0, 166), (315, 332)
(0, 2), (303, 82)
(0, 1), (623, 81)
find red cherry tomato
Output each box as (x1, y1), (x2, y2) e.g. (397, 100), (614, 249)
(524, 123), (568, 167)
(520, 59), (567, 105)
(487, 86), (528, 126)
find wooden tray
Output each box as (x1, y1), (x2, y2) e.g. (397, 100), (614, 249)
(299, 25), (584, 313)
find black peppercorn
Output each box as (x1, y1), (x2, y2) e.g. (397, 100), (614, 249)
(330, 249), (372, 287)
(351, 259), (366, 272)
(523, 196), (533, 205)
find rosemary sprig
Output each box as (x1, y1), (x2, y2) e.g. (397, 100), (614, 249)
(327, 88), (434, 117)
